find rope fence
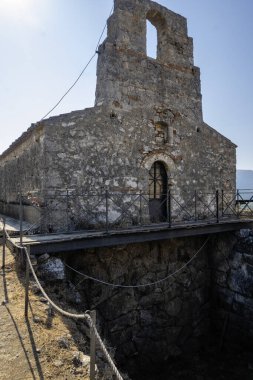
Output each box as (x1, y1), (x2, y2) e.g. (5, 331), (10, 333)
(0, 218), (124, 380)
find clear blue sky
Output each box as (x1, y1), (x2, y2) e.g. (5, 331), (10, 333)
(0, 0), (252, 169)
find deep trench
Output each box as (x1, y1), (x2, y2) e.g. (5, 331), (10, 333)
(36, 231), (253, 379)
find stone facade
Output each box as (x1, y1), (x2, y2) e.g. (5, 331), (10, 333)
(0, 0), (236, 230)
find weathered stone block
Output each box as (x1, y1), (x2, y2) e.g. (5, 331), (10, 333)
(38, 257), (65, 281)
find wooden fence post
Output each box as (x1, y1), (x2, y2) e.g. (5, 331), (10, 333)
(24, 247), (30, 318)
(19, 193), (23, 246)
(2, 218), (6, 269)
(90, 310), (96, 380)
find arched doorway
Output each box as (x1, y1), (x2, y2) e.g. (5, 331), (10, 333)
(149, 161), (168, 222)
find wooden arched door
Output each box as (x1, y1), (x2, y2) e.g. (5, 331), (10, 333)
(149, 161), (168, 222)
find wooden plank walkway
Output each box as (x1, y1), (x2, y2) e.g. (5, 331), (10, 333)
(2, 216), (253, 255)
(0, 215), (35, 234)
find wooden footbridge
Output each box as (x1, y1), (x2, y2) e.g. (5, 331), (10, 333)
(1, 215), (252, 256)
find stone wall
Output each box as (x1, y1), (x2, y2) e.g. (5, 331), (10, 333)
(42, 106), (235, 195)
(211, 230), (253, 348)
(0, 124), (46, 222)
(41, 103), (235, 230)
(64, 236), (211, 376)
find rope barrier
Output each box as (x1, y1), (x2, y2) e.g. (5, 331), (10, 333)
(65, 236), (210, 288)
(86, 315), (124, 380)
(1, 223), (124, 380)
(24, 247), (90, 319)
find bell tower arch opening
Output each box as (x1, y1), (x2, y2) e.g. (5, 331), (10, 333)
(146, 19), (158, 59)
(146, 9), (167, 61)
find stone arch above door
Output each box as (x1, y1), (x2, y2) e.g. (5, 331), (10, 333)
(141, 152), (176, 173)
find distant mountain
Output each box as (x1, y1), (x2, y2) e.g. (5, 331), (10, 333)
(237, 170), (253, 190)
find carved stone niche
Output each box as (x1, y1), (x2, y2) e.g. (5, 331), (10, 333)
(154, 121), (173, 145)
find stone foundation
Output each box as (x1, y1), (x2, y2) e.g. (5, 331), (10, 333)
(28, 230), (253, 377)
(64, 236), (211, 376)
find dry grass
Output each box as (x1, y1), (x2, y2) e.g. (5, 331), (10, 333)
(0, 246), (91, 380)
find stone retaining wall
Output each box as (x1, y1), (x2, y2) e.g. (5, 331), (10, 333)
(33, 230), (253, 377)
(64, 236), (211, 376)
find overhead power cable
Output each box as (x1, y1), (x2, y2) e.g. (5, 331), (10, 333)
(41, 3), (114, 121)
(65, 236), (210, 288)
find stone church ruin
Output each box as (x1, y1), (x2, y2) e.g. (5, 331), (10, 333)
(0, 0), (236, 232)
(1, 1), (253, 379)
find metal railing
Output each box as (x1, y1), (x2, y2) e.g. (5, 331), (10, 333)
(0, 219), (124, 380)
(1, 189), (253, 235)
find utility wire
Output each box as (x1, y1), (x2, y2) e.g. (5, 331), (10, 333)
(41, 3), (114, 121)
(65, 236), (210, 288)
(41, 54), (96, 120)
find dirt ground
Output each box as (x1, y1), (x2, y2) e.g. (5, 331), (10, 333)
(0, 245), (91, 380)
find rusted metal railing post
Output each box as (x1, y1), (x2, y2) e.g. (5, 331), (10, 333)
(90, 310), (96, 380)
(216, 190), (219, 223)
(2, 218), (6, 269)
(105, 190), (109, 233)
(19, 193), (23, 246)
(194, 190), (197, 221)
(139, 191), (142, 225)
(168, 190), (172, 227)
(66, 189), (69, 232)
(221, 189), (224, 217)
(236, 189), (240, 217)
(24, 247), (30, 318)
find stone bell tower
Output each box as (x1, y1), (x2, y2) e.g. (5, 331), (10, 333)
(95, 0), (203, 124)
